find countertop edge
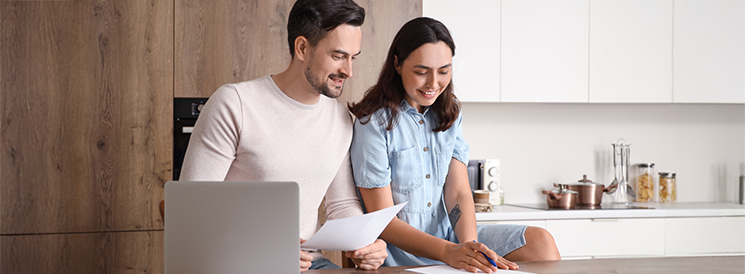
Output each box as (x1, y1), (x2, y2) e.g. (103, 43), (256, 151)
(476, 202), (745, 222)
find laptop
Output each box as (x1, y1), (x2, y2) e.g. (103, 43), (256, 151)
(164, 181), (300, 274)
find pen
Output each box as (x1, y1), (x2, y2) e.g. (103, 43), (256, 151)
(472, 240), (497, 267)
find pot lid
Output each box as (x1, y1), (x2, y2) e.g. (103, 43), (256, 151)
(551, 188), (578, 194)
(552, 184), (578, 194)
(577, 174), (603, 185)
(561, 174), (604, 186)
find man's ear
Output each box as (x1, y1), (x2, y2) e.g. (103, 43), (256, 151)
(295, 36), (309, 62)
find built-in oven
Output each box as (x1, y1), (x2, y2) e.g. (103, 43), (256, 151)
(173, 98), (209, 180)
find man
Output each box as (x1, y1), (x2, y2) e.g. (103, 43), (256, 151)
(179, 0), (387, 271)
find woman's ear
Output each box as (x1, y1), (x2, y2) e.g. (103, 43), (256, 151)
(295, 36), (309, 62)
(394, 55), (401, 74)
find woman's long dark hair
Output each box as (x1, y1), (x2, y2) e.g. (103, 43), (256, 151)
(348, 17), (459, 132)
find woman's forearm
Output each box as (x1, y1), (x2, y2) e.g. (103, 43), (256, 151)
(443, 158), (479, 243)
(448, 191), (478, 243)
(359, 186), (456, 262)
(379, 217), (455, 262)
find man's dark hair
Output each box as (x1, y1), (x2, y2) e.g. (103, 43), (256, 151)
(287, 0), (365, 57)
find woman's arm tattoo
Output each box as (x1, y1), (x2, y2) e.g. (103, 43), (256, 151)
(449, 204), (462, 228)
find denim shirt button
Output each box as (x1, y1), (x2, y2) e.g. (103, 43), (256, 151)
(423, 147), (429, 152)
(427, 202), (432, 207)
(425, 174), (430, 179)
(419, 120), (424, 125)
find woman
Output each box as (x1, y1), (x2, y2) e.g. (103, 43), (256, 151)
(348, 17), (561, 273)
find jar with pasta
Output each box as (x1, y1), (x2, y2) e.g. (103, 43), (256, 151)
(658, 172), (676, 203)
(634, 163), (656, 202)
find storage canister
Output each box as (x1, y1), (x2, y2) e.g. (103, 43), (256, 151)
(634, 163), (656, 202)
(658, 172), (676, 202)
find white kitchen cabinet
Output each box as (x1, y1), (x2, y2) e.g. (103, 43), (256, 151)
(424, 0), (743, 104)
(589, 0), (673, 103)
(477, 203), (745, 258)
(546, 218), (665, 258)
(501, 0), (589, 102)
(423, 0), (501, 102)
(664, 216), (745, 255)
(478, 220), (547, 229)
(673, 0), (745, 103)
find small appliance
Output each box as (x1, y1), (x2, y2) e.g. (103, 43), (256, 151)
(467, 159), (502, 205)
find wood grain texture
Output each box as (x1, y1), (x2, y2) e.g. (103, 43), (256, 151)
(338, 0), (422, 106)
(0, 0), (173, 234)
(1, 231), (164, 274)
(174, 0), (422, 106)
(175, 0), (295, 98)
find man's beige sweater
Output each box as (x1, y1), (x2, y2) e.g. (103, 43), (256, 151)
(180, 75), (364, 241)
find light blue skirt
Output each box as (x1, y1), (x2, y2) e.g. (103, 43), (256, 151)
(383, 224), (528, 266)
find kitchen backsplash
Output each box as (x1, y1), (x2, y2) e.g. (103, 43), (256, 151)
(461, 103), (745, 204)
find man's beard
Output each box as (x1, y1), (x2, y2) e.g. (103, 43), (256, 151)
(305, 67), (345, 99)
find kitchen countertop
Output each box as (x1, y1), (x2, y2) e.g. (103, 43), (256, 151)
(476, 202), (745, 221)
(307, 256), (745, 273)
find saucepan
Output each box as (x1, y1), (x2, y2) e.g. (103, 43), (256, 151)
(554, 175), (607, 206)
(541, 184), (578, 209)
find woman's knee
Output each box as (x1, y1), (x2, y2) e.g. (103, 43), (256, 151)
(525, 227), (553, 242)
(524, 227), (561, 260)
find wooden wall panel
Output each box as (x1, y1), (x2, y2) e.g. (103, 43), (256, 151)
(0, 0), (172, 234)
(174, 0), (422, 106)
(175, 0), (295, 98)
(1, 231), (164, 274)
(338, 0), (422, 105)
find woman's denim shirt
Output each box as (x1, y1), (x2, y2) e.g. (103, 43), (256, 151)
(350, 100), (470, 266)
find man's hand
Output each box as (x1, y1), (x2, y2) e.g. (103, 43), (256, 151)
(300, 239), (313, 272)
(344, 239), (388, 270)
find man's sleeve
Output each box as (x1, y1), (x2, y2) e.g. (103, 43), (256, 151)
(179, 84), (242, 181)
(323, 151), (364, 220)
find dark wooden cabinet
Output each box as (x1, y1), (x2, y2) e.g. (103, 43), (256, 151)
(1, 0), (172, 235)
(2, 231), (163, 274)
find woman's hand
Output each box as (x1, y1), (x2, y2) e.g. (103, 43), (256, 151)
(441, 241), (517, 273)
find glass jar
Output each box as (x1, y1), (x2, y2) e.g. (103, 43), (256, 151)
(634, 163), (656, 202)
(658, 172), (676, 202)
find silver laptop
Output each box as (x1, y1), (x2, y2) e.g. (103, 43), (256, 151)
(165, 181), (300, 274)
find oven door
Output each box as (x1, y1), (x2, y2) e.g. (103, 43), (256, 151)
(173, 98), (209, 180)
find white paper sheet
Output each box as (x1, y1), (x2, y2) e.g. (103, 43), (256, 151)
(406, 265), (535, 274)
(300, 202), (408, 251)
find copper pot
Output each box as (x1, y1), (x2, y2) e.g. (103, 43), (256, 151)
(556, 175), (607, 206)
(541, 185), (578, 209)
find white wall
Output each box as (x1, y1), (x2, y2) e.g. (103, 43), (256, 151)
(461, 103), (745, 204)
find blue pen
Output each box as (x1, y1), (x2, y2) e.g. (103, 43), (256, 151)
(472, 240), (497, 267)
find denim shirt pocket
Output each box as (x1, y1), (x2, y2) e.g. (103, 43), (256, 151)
(389, 146), (423, 194)
(435, 143), (455, 186)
